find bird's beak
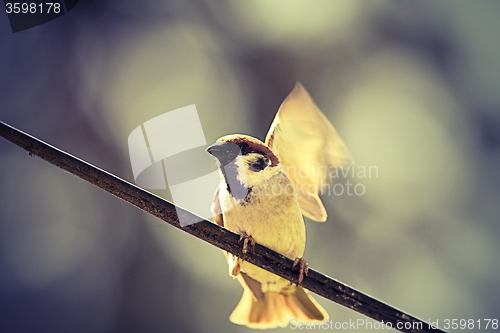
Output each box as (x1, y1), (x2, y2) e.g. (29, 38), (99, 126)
(206, 141), (241, 164)
(206, 141), (228, 156)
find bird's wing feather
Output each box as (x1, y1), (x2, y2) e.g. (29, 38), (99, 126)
(211, 186), (224, 227)
(265, 82), (352, 222)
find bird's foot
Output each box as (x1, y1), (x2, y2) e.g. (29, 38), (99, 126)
(292, 257), (309, 285)
(239, 231), (255, 254)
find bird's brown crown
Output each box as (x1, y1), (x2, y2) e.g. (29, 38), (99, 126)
(216, 134), (280, 167)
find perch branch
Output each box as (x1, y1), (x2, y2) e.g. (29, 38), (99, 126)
(0, 121), (445, 333)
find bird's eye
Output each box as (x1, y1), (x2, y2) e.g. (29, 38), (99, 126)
(237, 142), (249, 154)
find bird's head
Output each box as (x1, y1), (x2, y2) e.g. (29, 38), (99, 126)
(206, 135), (281, 190)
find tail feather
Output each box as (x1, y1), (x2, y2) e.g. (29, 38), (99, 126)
(284, 286), (327, 320)
(229, 285), (328, 329)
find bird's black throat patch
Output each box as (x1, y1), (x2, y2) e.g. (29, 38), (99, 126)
(220, 160), (250, 201)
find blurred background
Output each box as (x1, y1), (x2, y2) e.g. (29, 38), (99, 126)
(1, 1), (500, 332)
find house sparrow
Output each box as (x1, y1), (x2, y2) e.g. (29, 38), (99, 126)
(206, 83), (351, 329)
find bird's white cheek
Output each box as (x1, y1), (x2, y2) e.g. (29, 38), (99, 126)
(244, 166), (280, 188)
(232, 156), (248, 186)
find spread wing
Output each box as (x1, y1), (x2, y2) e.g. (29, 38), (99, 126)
(265, 82), (352, 222)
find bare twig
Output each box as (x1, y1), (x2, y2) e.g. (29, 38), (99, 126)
(0, 121), (445, 333)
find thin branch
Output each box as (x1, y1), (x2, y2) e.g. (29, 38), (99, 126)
(0, 121), (445, 333)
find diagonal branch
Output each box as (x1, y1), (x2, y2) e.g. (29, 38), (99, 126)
(0, 121), (445, 333)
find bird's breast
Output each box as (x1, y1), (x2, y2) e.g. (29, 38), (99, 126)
(219, 172), (306, 259)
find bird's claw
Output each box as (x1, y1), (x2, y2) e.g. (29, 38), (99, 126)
(239, 231), (255, 254)
(292, 257), (309, 285)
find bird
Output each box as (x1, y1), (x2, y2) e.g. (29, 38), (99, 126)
(206, 82), (352, 329)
